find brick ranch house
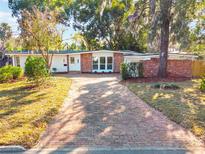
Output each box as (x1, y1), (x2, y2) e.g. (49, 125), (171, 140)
(7, 50), (202, 77)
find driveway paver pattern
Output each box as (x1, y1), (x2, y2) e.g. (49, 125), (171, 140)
(34, 74), (205, 153)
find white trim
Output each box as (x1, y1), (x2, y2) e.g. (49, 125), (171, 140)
(92, 52), (114, 73)
(5, 50), (122, 56)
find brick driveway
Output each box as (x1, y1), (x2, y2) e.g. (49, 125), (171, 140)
(35, 74), (204, 152)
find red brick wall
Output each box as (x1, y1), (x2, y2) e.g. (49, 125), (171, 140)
(167, 59), (192, 77)
(114, 53), (124, 73)
(143, 58), (159, 77)
(143, 58), (192, 77)
(81, 53), (92, 73)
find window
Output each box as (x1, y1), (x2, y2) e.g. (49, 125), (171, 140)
(107, 57), (113, 70)
(100, 57), (105, 70)
(16, 56), (20, 67)
(70, 57), (75, 64)
(93, 57), (98, 70)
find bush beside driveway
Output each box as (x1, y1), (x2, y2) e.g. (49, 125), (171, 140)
(0, 76), (71, 148)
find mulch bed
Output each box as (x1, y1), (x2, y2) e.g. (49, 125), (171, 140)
(121, 77), (192, 84)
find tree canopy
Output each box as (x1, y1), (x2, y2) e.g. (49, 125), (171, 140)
(128, 0), (204, 77)
(8, 0), (72, 25)
(0, 23), (12, 58)
(66, 0), (147, 51)
(8, 0), (205, 76)
(18, 7), (63, 68)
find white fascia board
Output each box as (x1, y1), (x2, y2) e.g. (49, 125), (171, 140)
(6, 50), (122, 56)
(5, 53), (68, 56)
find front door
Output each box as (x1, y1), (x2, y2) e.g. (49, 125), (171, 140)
(69, 55), (81, 71)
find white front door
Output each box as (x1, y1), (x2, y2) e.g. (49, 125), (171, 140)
(69, 55), (81, 71)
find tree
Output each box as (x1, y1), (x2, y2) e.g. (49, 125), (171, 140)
(187, 1), (205, 55)
(67, 0), (146, 51)
(8, 0), (71, 25)
(18, 7), (63, 69)
(5, 36), (24, 52)
(71, 33), (89, 50)
(129, 0), (200, 77)
(0, 23), (12, 58)
(158, 0), (172, 77)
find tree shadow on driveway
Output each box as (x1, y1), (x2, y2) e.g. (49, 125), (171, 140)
(32, 74), (205, 154)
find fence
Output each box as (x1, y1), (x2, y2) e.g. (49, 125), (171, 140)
(192, 60), (205, 77)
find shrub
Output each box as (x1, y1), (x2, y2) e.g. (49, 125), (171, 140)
(120, 63), (128, 80)
(0, 72), (13, 83)
(127, 63), (138, 78)
(25, 56), (49, 84)
(162, 83), (180, 90)
(138, 62), (144, 77)
(200, 76), (205, 91)
(11, 66), (24, 79)
(151, 83), (161, 89)
(120, 62), (144, 80)
(0, 65), (23, 83)
(151, 83), (180, 90)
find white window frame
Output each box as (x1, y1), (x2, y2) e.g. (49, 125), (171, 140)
(92, 56), (113, 72)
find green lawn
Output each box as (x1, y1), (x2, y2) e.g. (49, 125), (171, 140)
(128, 79), (205, 141)
(0, 76), (71, 148)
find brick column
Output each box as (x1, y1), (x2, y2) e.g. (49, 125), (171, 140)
(81, 53), (92, 73)
(114, 53), (124, 73)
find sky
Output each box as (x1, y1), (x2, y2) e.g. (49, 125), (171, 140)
(0, 0), (75, 43)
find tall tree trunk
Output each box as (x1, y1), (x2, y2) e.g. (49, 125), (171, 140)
(158, 0), (172, 78)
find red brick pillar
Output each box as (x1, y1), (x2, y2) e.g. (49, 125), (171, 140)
(81, 53), (92, 73)
(114, 53), (124, 73)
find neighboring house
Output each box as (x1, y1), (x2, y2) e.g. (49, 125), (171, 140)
(6, 50), (201, 77)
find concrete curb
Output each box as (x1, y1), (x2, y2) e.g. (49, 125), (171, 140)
(1, 146), (205, 154)
(25, 147), (205, 154)
(0, 146), (26, 153)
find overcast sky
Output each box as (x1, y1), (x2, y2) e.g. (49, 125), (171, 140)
(0, 0), (75, 43)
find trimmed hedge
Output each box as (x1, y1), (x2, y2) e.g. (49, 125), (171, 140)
(0, 65), (23, 83)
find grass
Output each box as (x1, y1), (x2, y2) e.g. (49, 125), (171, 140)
(0, 76), (71, 148)
(128, 79), (205, 141)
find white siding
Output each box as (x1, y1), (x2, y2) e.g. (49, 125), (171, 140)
(51, 55), (68, 72)
(16, 55), (28, 69)
(124, 56), (151, 63)
(15, 55), (68, 73)
(69, 54), (81, 71)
